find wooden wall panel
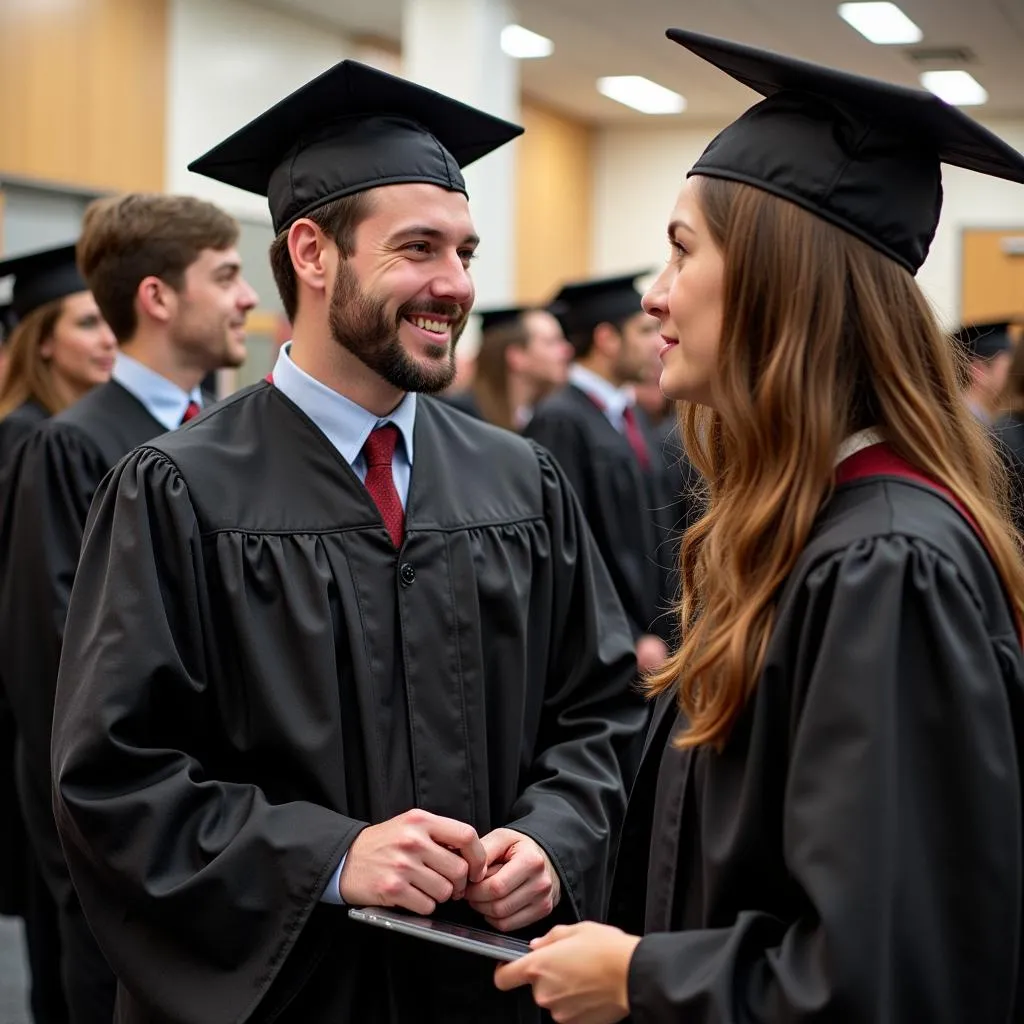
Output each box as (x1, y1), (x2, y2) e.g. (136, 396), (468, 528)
(515, 101), (593, 305)
(0, 0), (167, 194)
(961, 228), (1024, 323)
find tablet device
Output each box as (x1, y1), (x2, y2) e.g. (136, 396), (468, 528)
(347, 907), (532, 962)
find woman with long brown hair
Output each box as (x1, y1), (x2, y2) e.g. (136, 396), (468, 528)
(0, 244), (115, 462)
(496, 31), (1024, 1024)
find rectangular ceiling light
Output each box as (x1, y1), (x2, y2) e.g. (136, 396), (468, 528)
(838, 2), (923, 44)
(597, 76), (686, 115)
(920, 70), (988, 106)
(500, 25), (554, 59)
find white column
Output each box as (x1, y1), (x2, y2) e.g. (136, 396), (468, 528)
(402, 0), (520, 352)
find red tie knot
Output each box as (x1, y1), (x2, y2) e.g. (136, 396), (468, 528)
(363, 423), (400, 467)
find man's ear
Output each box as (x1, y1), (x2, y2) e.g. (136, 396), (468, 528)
(592, 321), (622, 359)
(289, 219), (333, 297)
(136, 276), (176, 326)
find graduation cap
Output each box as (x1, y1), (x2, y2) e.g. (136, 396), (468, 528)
(952, 320), (1019, 360)
(477, 306), (530, 333)
(667, 29), (1024, 274)
(0, 244), (86, 322)
(550, 272), (650, 337)
(188, 61), (524, 234)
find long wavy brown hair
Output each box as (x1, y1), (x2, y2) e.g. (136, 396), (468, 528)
(0, 297), (69, 419)
(648, 176), (1024, 748)
(471, 317), (532, 432)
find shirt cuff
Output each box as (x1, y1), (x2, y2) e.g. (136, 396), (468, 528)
(320, 854), (347, 905)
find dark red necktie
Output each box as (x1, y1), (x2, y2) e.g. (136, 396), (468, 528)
(180, 400), (201, 425)
(362, 425), (405, 547)
(622, 406), (651, 470)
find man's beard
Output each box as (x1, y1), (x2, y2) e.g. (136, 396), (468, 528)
(328, 261), (465, 394)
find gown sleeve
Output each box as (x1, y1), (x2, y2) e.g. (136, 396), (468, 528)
(501, 445), (647, 922)
(627, 534), (1024, 1024)
(0, 423), (109, 775)
(51, 447), (365, 1023)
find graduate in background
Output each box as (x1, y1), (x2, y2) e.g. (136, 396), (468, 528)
(0, 195), (257, 1024)
(988, 320), (1024, 530)
(445, 305), (572, 430)
(0, 245), (115, 1024)
(50, 62), (644, 1024)
(525, 272), (674, 674)
(953, 317), (1018, 425)
(497, 29), (1024, 1024)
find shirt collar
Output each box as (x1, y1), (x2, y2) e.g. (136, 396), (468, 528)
(112, 353), (202, 432)
(271, 343), (416, 466)
(835, 427), (884, 466)
(569, 364), (631, 420)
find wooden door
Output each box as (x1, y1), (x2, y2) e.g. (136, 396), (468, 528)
(961, 228), (1024, 323)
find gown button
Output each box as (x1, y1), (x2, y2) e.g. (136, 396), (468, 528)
(399, 562), (416, 587)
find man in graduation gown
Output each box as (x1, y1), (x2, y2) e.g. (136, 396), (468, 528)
(525, 274), (679, 671)
(0, 193), (258, 1024)
(50, 63), (644, 1024)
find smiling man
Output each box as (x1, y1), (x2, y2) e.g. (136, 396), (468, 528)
(49, 63), (644, 1024)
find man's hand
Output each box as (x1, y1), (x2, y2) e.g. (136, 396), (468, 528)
(635, 634), (668, 676)
(465, 829), (560, 932)
(339, 809), (487, 915)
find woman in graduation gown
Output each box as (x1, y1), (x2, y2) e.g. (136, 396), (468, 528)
(495, 29), (1024, 1024)
(0, 245), (115, 1024)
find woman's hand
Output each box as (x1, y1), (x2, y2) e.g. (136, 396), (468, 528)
(494, 922), (641, 1024)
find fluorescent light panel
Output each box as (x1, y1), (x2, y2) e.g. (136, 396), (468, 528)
(500, 24), (554, 59)
(837, 2), (922, 44)
(597, 76), (686, 115)
(920, 70), (988, 106)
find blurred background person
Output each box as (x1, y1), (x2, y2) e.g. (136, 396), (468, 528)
(991, 319), (1024, 531)
(953, 318), (1017, 425)
(0, 243), (114, 1024)
(0, 194), (256, 1024)
(445, 305), (572, 430)
(526, 272), (673, 677)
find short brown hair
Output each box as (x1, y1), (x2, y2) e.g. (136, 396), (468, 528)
(269, 193), (375, 322)
(78, 194), (239, 342)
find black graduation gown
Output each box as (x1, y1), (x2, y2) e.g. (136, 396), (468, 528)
(0, 380), (167, 907)
(994, 413), (1024, 534)
(50, 384), (646, 1024)
(608, 475), (1024, 1023)
(524, 385), (671, 642)
(0, 400), (48, 916)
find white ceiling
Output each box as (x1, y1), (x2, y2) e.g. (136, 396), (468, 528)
(253, 0), (1024, 123)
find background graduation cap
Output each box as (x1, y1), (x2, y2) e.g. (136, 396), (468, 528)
(0, 244), (86, 324)
(476, 306), (531, 334)
(550, 271), (651, 340)
(666, 29), (1024, 274)
(189, 61), (524, 234)
(952, 319), (1020, 361)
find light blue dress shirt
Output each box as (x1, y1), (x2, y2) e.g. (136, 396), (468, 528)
(271, 343), (416, 506)
(112, 353), (203, 432)
(569, 363), (631, 432)
(271, 342), (417, 904)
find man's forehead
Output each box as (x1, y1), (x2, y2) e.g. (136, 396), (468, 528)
(364, 183), (476, 235)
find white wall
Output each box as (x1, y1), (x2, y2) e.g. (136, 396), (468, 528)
(592, 118), (1024, 327)
(166, 0), (356, 222)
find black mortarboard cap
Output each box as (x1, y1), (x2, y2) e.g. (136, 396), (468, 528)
(550, 272), (650, 337)
(477, 306), (530, 333)
(0, 244), (86, 322)
(188, 61), (524, 234)
(667, 30), (1024, 275)
(952, 320), (1018, 360)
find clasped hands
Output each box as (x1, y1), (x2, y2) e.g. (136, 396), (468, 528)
(339, 808), (560, 932)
